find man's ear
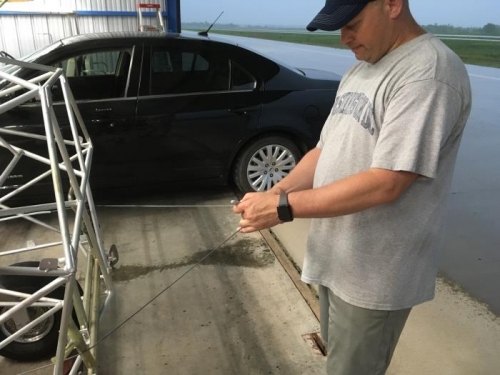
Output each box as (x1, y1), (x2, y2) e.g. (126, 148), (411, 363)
(385, 0), (404, 20)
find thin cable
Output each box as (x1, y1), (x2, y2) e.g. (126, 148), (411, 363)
(96, 204), (235, 208)
(16, 229), (241, 375)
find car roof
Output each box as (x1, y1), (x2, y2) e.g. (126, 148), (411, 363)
(54, 30), (292, 76)
(59, 31), (238, 47)
(1, 30), (315, 92)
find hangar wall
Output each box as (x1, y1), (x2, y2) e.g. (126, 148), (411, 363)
(0, 0), (165, 58)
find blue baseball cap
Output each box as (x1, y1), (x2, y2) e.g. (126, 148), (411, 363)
(307, 0), (374, 32)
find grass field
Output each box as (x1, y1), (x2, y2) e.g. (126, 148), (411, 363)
(205, 30), (500, 69)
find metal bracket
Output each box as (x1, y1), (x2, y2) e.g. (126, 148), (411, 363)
(39, 258), (59, 271)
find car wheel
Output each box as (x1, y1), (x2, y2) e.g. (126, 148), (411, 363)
(234, 136), (302, 192)
(0, 261), (79, 362)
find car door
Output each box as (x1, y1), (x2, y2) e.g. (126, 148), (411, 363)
(49, 45), (142, 191)
(1, 44), (142, 201)
(134, 39), (262, 186)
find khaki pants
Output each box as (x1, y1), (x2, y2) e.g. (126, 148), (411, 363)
(319, 285), (411, 375)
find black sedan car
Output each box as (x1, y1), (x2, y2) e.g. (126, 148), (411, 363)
(0, 31), (340, 202)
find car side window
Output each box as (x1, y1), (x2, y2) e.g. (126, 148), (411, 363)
(52, 49), (132, 100)
(231, 61), (256, 91)
(58, 51), (122, 77)
(150, 47), (229, 95)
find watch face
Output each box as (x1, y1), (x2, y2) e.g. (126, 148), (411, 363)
(277, 193), (293, 222)
(278, 206), (293, 222)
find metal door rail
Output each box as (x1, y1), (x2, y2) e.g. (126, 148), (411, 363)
(0, 56), (115, 375)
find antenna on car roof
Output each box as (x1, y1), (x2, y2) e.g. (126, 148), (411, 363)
(198, 11), (224, 37)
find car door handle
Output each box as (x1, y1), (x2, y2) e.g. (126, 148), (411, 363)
(91, 118), (127, 128)
(228, 107), (255, 116)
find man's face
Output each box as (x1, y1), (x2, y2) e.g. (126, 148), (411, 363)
(340, 0), (393, 63)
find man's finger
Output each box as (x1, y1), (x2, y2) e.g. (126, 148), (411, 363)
(238, 225), (258, 234)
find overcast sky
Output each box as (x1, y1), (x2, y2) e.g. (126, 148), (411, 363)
(1, 1), (498, 28)
(181, 0), (500, 28)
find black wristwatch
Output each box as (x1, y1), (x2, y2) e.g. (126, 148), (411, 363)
(277, 193), (294, 222)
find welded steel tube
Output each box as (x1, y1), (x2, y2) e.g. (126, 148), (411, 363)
(0, 303), (63, 349)
(0, 277), (67, 325)
(39, 87), (74, 272)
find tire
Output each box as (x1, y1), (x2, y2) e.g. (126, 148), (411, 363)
(233, 136), (302, 192)
(0, 261), (78, 362)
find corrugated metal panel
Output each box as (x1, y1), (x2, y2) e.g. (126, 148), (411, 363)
(0, 17), (20, 57)
(14, 16), (37, 56)
(77, 0), (164, 12)
(0, 0), (165, 58)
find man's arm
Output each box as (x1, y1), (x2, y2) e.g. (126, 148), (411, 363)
(269, 147), (322, 195)
(234, 167), (418, 233)
(289, 168), (418, 218)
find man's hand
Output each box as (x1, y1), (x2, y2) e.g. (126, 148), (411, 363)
(232, 148), (322, 233)
(233, 191), (282, 233)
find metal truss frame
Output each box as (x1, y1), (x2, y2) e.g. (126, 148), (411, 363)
(0, 56), (115, 374)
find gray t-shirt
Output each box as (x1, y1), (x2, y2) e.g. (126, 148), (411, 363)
(302, 33), (472, 310)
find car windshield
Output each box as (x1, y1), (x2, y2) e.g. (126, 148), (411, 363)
(0, 41), (63, 89)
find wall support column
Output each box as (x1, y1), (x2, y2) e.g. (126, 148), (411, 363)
(166, 0), (181, 33)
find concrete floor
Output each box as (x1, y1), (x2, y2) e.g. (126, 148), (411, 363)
(0, 187), (325, 374)
(2, 187), (500, 374)
(273, 219), (500, 375)
(388, 278), (500, 375)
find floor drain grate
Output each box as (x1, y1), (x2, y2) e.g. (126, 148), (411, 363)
(302, 332), (327, 357)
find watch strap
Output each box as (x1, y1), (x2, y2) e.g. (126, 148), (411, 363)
(277, 193), (294, 222)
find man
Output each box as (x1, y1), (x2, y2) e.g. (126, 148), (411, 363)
(233, 0), (471, 374)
